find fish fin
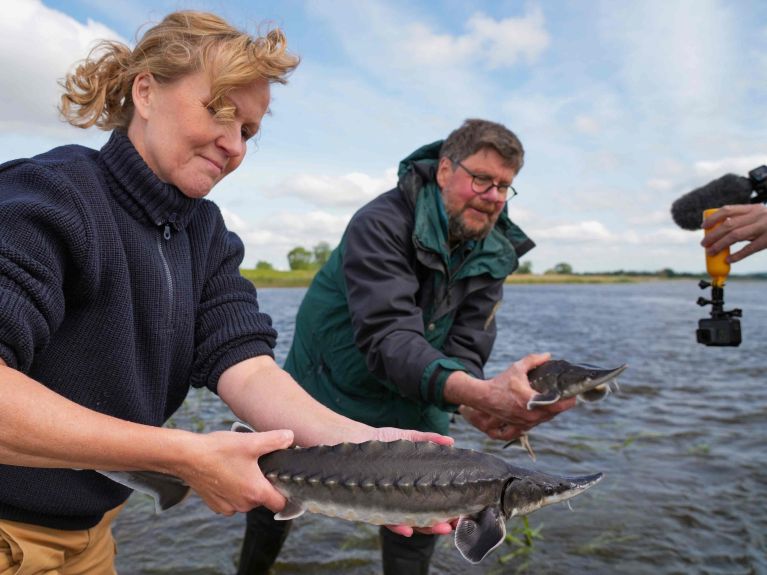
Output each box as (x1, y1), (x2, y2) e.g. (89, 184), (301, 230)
(454, 507), (507, 564)
(519, 433), (536, 462)
(274, 499), (305, 521)
(232, 421), (255, 433)
(579, 384), (609, 402)
(98, 470), (190, 513)
(527, 390), (560, 409)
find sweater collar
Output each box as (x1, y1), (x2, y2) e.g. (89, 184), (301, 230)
(100, 131), (200, 230)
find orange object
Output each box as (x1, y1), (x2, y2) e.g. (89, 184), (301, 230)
(703, 208), (730, 287)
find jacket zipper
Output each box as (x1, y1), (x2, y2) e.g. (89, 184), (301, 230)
(157, 218), (175, 323)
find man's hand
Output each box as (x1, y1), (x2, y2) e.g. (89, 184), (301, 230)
(702, 203), (767, 263)
(449, 353), (576, 440)
(479, 353), (575, 426)
(458, 405), (528, 440)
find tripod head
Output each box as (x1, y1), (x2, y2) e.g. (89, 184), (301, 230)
(696, 280), (741, 346)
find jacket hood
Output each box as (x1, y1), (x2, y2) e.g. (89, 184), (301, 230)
(398, 140), (536, 266)
(397, 140), (443, 179)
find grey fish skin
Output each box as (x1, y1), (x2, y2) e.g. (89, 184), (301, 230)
(96, 426), (603, 565)
(527, 359), (628, 409)
(260, 440), (602, 563)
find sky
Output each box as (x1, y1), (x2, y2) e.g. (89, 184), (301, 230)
(1, 0), (765, 273)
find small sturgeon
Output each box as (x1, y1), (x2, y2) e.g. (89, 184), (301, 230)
(511, 359), (628, 460)
(527, 359), (627, 409)
(98, 424), (603, 564)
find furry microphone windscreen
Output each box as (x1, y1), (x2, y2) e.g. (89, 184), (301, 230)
(670, 174), (753, 230)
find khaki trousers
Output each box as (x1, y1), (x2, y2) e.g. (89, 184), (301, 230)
(0, 504), (124, 575)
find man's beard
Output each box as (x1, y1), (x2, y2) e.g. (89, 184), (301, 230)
(447, 207), (497, 244)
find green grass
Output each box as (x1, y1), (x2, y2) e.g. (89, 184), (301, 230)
(240, 268), (318, 287)
(505, 273), (649, 284)
(238, 269), (657, 288)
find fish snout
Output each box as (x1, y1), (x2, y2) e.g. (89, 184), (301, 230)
(501, 471), (603, 517)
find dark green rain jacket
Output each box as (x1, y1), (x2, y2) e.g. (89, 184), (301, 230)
(284, 141), (535, 434)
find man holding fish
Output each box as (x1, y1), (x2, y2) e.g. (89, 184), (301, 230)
(240, 119), (577, 574)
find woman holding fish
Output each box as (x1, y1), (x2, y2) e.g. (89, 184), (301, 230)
(0, 11), (453, 573)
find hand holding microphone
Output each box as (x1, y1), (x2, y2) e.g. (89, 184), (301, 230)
(670, 165), (767, 263)
(669, 165), (767, 347)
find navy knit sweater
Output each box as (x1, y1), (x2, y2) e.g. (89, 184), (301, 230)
(0, 131), (277, 529)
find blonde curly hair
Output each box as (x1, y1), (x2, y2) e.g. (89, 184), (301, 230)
(59, 11), (300, 131)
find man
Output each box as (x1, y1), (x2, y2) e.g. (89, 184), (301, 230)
(238, 119), (575, 574)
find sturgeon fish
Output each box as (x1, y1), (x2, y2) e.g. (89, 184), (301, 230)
(99, 423), (603, 564)
(527, 359), (628, 409)
(511, 359), (628, 460)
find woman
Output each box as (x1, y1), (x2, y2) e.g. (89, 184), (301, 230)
(0, 11), (452, 573)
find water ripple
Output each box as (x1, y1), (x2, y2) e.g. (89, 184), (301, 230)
(113, 282), (767, 574)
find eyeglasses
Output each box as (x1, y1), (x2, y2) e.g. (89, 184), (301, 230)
(454, 161), (517, 200)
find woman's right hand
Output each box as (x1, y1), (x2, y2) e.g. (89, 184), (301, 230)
(177, 428), (293, 516)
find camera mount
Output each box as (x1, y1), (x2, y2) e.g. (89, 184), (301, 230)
(696, 280), (742, 346)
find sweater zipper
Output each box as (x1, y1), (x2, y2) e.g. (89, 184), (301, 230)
(157, 216), (176, 321)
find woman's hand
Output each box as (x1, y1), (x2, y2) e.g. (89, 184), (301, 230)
(176, 428), (294, 516)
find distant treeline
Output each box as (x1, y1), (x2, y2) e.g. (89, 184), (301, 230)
(576, 269), (767, 280)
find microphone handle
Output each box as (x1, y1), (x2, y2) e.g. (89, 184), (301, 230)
(703, 208), (730, 287)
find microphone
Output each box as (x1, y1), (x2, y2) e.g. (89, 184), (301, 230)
(670, 174), (754, 230)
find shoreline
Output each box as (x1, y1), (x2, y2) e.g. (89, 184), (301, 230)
(240, 269), (763, 288)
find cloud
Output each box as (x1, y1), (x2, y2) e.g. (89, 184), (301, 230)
(598, 0), (743, 138)
(0, 0), (126, 135)
(316, 2), (549, 71)
(694, 155), (767, 178)
(403, 9), (549, 70)
(222, 207), (351, 268)
(262, 168), (398, 209)
(647, 179), (674, 192)
(532, 220), (614, 242)
(573, 115), (601, 135)
(307, 1), (549, 115)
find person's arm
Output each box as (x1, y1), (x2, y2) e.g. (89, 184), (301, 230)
(217, 355), (455, 536)
(439, 280), (503, 378)
(0, 359), (294, 515)
(342, 202), (456, 402)
(701, 203), (767, 262)
(217, 355), (451, 447)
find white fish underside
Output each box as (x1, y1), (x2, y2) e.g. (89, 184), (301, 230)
(276, 491), (488, 526)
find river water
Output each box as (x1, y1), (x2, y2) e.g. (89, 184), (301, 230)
(113, 281), (767, 575)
